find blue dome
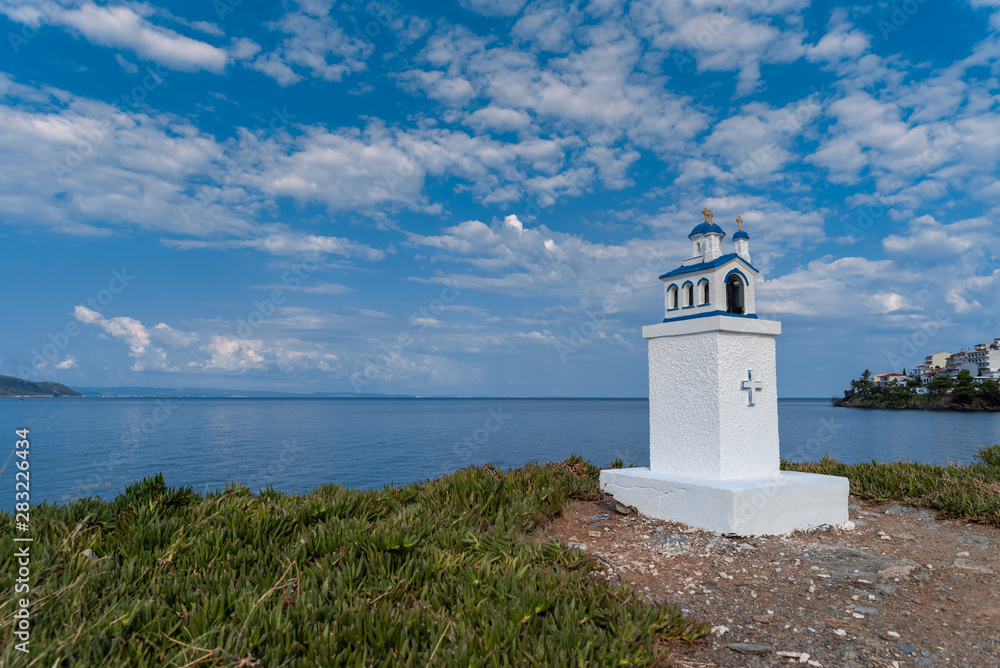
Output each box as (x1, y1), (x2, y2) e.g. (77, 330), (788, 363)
(689, 222), (726, 239)
(733, 230), (749, 240)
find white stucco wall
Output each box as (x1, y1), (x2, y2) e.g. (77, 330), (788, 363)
(646, 316), (781, 480)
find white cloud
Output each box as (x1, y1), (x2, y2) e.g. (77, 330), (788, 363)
(73, 305), (343, 374)
(629, 0), (809, 95)
(73, 305), (173, 371)
(806, 24), (870, 63)
(459, 0), (527, 17)
(251, 2), (373, 85)
(464, 106), (533, 132)
(54, 355), (78, 370)
(166, 230), (385, 261)
(252, 282), (354, 295)
(57, 3), (229, 72)
(512, 0), (581, 51)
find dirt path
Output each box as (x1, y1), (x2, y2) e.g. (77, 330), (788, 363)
(541, 495), (1000, 667)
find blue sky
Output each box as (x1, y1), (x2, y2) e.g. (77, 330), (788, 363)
(2, 0), (999, 397)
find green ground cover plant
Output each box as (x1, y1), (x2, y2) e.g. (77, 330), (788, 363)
(0, 457), (705, 667)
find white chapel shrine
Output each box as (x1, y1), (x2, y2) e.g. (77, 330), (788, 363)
(600, 209), (849, 536)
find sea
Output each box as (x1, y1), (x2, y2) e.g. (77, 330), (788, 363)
(3, 397), (999, 512)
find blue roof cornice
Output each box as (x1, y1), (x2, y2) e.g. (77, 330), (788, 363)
(658, 253), (758, 280)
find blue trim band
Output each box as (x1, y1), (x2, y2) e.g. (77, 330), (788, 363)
(664, 310), (758, 323)
(659, 253), (758, 280)
(681, 305), (696, 309)
(725, 267), (749, 284)
(696, 277), (710, 285)
(697, 302), (711, 308)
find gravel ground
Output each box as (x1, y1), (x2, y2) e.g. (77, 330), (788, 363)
(541, 495), (1000, 667)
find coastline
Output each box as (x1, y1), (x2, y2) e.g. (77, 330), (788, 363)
(832, 397), (1000, 412)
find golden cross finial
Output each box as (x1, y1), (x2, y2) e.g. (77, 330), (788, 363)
(735, 215), (743, 231)
(701, 207), (713, 224)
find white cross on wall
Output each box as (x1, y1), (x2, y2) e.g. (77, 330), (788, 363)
(741, 369), (762, 406)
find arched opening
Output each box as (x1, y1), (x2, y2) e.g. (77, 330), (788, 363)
(668, 286), (678, 309)
(685, 283), (694, 307)
(701, 281), (710, 305)
(726, 274), (745, 315)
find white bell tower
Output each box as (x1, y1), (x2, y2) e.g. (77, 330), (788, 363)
(601, 208), (849, 536)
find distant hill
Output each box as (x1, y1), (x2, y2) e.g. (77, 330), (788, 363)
(73, 386), (411, 398)
(0, 375), (82, 397)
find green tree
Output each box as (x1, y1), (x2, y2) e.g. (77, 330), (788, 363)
(927, 373), (953, 394)
(954, 369), (978, 404)
(978, 379), (1000, 407)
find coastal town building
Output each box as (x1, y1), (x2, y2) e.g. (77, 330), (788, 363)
(873, 372), (908, 385)
(879, 338), (1000, 386)
(601, 209), (848, 536)
(924, 351), (950, 370)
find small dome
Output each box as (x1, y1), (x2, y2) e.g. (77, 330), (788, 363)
(733, 230), (749, 240)
(688, 222), (726, 239)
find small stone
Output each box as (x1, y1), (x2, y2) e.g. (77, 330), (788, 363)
(899, 644), (916, 655)
(833, 629), (847, 636)
(587, 514), (611, 522)
(880, 535), (892, 540)
(841, 521), (856, 531)
(753, 615), (773, 623)
(956, 551), (970, 557)
(853, 606), (878, 615)
(852, 613), (865, 619)
(727, 643), (773, 655)
(953, 558), (994, 574)
(613, 503), (631, 515)
(588, 531), (602, 538)
(710, 625), (729, 637)
(79, 549), (97, 561)
(567, 542), (587, 551)
(886, 631), (901, 638)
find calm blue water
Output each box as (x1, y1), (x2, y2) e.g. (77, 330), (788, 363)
(2, 398), (999, 511)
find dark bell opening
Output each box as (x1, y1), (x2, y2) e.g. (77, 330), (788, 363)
(726, 275), (745, 315)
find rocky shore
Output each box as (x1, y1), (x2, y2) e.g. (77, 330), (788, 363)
(544, 494), (1000, 667)
(832, 396), (1000, 411)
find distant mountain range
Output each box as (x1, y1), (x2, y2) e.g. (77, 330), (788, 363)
(0, 375), (82, 397)
(72, 386), (411, 398)
(0, 375), (410, 398)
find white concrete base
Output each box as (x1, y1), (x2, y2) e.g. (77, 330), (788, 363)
(600, 468), (849, 536)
